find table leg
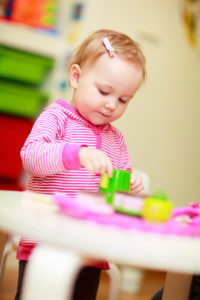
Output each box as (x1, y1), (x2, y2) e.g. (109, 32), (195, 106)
(21, 245), (86, 300)
(0, 230), (8, 283)
(0, 230), (8, 267)
(162, 272), (193, 300)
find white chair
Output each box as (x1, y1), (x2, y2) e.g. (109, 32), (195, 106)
(106, 263), (121, 300)
(0, 233), (19, 285)
(0, 231), (9, 285)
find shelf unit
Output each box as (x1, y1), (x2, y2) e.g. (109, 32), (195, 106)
(0, 4), (75, 188)
(1, 21), (74, 103)
(0, 21), (67, 57)
(0, 0), (87, 188)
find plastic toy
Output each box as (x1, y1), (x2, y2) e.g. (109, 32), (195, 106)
(172, 205), (200, 226)
(99, 169), (131, 204)
(99, 171), (174, 222)
(112, 192), (145, 217)
(110, 190), (174, 221)
(142, 191), (174, 222)
(11, 0), (59, 29)
(53, 192), (200, 237)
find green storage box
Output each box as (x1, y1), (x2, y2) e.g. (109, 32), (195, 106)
(0, 46), (54, 85)
(0, 80), (48, 118)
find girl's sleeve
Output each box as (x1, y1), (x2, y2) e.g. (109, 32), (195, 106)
(117, 132), (133, 173)
(20, 109), (84, 177)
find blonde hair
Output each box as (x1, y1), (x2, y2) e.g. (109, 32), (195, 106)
(68, 29), (146, 81)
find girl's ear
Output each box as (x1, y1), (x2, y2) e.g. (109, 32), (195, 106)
(69, 64), (81, 89)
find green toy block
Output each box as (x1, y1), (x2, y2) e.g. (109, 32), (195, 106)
(99, 169), (131, 204)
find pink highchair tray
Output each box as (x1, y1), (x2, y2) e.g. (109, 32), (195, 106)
(53, 193), (200, 237)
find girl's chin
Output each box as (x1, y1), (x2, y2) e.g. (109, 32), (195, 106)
(91, 114), (112, 125)
(90, 117), (109, 126)
(84, 112), (112, 125)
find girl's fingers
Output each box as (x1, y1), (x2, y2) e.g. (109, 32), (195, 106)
(94, 154), (113, 177)
(79, 147), (112, 179)
(131, 173), (141, 183)
(86, 153), (113, 177)
(131, 174), (144, 194)
(86, 161), (95, 174)
(106, 163), (113, 178)
(132, 184), (145, 194)
(131, 178), (143, 188)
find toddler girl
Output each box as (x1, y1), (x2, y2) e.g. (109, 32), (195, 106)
(15, 29), (146, 300)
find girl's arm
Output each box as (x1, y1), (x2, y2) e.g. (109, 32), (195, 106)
(20, 110), (84, 177)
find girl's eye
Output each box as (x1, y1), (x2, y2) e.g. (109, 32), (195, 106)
(99, 89), (109, 96)
(119, 98), (126, 104)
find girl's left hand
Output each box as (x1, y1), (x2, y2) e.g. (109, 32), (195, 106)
(130, 172), (144, 194)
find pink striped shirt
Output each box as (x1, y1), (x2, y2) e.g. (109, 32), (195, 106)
(17, 99), (132, 268)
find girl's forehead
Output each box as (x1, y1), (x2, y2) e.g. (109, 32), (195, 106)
(95, 55), (141, 80)
(86, 54), (138, 76)
(82, 54), (143, 96)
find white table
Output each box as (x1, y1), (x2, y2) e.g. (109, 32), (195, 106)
(0, 190), (200, 299)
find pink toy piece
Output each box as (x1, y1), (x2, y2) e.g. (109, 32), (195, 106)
(53, 193), (200, 237)
(172, 207), (200, 226)
(53, 192), (113, 219)
(189, 202), (200, 209)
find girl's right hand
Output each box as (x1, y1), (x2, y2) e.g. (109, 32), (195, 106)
(79, 147), (113, 177)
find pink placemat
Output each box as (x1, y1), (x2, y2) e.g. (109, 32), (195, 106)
(53, 193), (200, 237)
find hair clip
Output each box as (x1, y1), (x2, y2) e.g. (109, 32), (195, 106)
(102, 37), (115, 57)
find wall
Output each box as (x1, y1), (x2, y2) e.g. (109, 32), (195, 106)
(77, 0), (200, 205)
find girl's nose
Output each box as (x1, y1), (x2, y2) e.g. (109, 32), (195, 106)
(104, 99), (116, 111)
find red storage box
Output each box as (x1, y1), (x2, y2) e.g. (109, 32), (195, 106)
(0, 179), (24, 191)
(0, 114), (34, 179)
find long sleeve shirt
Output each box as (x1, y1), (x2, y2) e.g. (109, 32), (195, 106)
(17, 99), (132, 269)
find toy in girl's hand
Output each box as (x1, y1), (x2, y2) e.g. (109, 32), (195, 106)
(99, 169), (131, 204)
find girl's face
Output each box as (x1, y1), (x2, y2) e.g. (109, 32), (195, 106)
(70, 54), (143, 125)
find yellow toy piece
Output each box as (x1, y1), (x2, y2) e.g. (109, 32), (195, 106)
(100, 173), (110, 189)
(142, 192), (174, 222)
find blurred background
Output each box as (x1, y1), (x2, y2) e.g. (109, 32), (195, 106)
(0, 0), (199, 207)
